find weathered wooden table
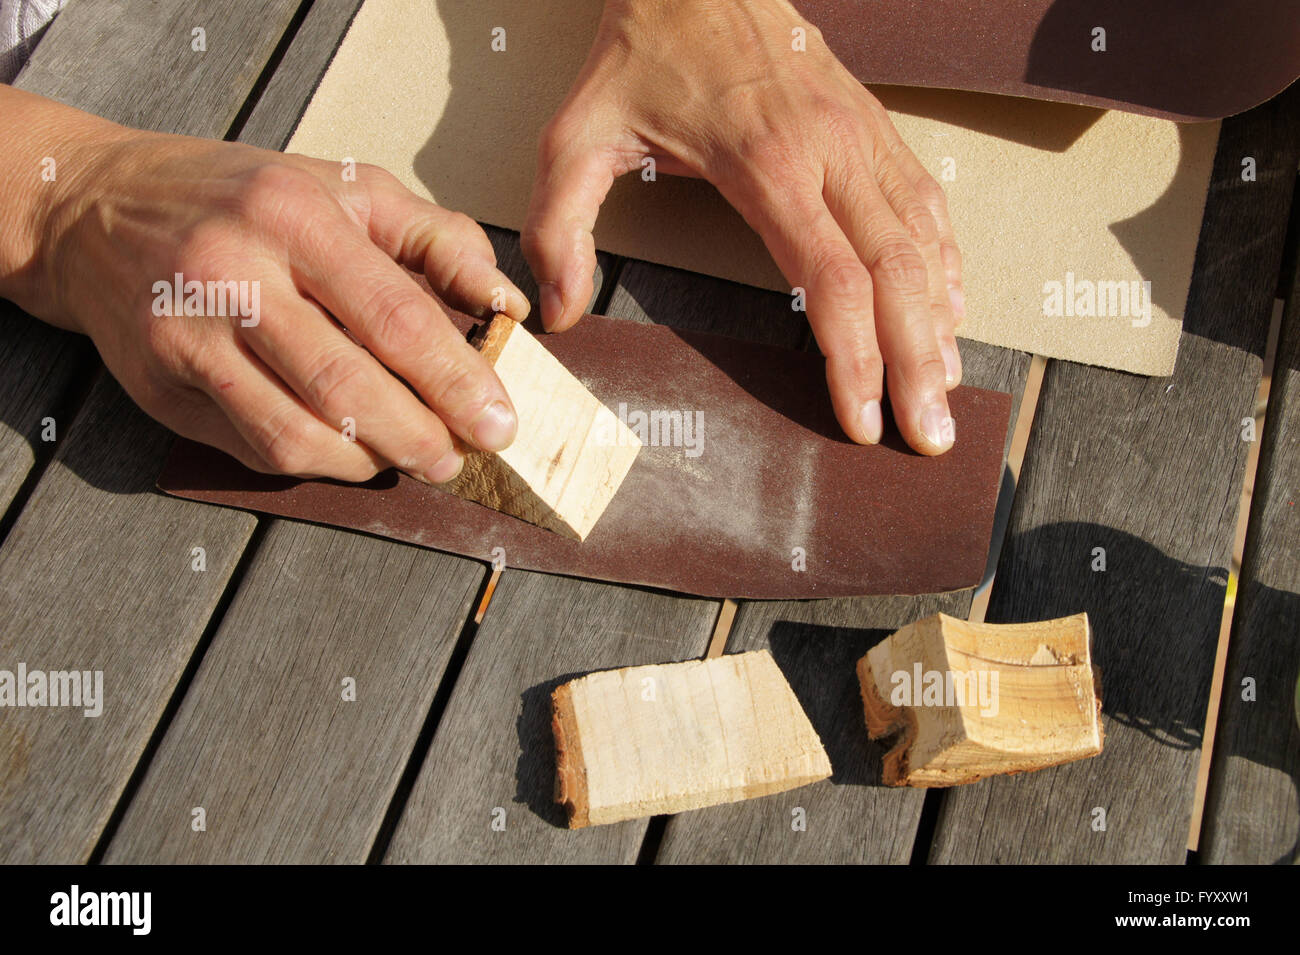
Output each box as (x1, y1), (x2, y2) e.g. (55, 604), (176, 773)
(1, 1), (1297, 865)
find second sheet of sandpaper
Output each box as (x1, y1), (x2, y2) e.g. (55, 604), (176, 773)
(287, 0), (1221, 375)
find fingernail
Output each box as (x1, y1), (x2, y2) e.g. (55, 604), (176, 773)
(425, 448), (464, 484)
(921, 404), (955, 451)
(948, 285), (966, 324)
(940, 339), (963, 386)
(860, 399), (883, 444)
(539, 282), (563, 329)
(471, 400), (517, 451)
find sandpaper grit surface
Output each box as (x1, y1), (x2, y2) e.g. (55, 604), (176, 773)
(285, 0), (1219, 376)
(158, 314), (1012, 599)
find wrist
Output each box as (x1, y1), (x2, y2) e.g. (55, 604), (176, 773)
(0, 87), (132, 331)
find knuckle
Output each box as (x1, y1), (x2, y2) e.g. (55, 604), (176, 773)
(818, 101), (863, 147)
(425, 347), (488, 415)
(842, 348), (884, 386)
(940, 239), (962, 273)
(813, 255), (873, 303)
(869, 240), (928, 290)
(899, 203), (939, 246)
(232, 164), (323, 230)
(173, 220), (234, 275)
(256, 413), (316, 476)
(364, 287), (431, 354)
(910, 352), (949, 388)
(914, 174), (948, 210)
(302, 346), (369, 413)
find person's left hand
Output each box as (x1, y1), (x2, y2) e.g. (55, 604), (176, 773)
(523, 0), (965, 455)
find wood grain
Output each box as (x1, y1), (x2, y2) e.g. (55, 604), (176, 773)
(100, 520), (483, 863)
(383, 570), (716, 863)
(0, 375), (255, 862)
(929, 85), (1300, 864)
(553, 651), (831, 827)
(1201, 225), (1300, 864)
(0, 0), (320, 861)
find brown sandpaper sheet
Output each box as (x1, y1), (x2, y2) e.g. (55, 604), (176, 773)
(284, 0), (1226, 377)
(796, 0), (1300, 122)
(157, 313), (1012, 600)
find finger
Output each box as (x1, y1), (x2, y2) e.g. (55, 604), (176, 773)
(287, 222), (519, 455)
(860, 91), (965, 325)
(822, 162), (954, 453)
(189, 336), (389, 481)
(358, 172), (531, 321)
(522, 110), (619, 332)
(712, 170), (885, 445)
(867, 149), (961, 388)
(238, 280), (469, 483)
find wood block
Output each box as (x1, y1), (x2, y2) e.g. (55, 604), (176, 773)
(446, 316), (642, 540)
(552, 651), (832, 828)
(857, 613), (1103, 787)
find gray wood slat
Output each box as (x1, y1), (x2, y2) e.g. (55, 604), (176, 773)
(383, 570), (717, 863)
(0, 374), (256, 862)
(930, 87), (1300, 864)
(0, 0), (307, 862)
(1201, 230), (1300, 864)
(0, 304), (93, 516)
(100, 519), (483, 863)
(16, 0), (302, 133)
(653, 340), (1030, 863)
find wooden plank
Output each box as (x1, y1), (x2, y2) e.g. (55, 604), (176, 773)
(653, 339), (1029, 864)
(0, 374), (256, 862)
(99, 520), (483, 863)
(15, 0), (302, 133)
(383, 570), (716, 863)
(929, 86), (1300, 864)
(0, 303), (93, 517)
(0, 0), (309, 862)
(1201, 232), (1300, 864)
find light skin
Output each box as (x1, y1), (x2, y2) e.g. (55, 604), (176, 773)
(0, 0), (963, 481)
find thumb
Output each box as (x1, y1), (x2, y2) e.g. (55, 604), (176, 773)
(522, 112), (622, 332)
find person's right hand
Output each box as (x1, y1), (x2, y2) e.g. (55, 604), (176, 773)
(2, 88), (529, 484)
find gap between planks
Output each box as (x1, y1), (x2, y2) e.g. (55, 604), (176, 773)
(967, 354), (1047, 625)
(1187, 295), (1287, 853)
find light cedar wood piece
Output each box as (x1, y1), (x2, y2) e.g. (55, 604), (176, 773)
(858, 613), (1103, 787)
(552, 651), (832, 828)
(445, 316), (642, 540)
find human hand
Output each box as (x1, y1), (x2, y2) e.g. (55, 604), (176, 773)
(524, 0), (964, 454)
(2, 88), (530, 482)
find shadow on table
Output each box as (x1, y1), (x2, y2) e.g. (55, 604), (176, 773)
(757, 523), (1296, 844)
